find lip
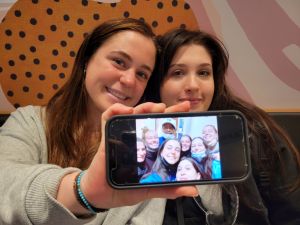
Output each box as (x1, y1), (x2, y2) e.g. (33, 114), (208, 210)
(179, 97), (202, 105)
(106, 87), (130, 101)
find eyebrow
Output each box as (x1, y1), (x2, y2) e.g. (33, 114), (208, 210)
(111, 51), (153, 73)
(169, 63), (212, 69)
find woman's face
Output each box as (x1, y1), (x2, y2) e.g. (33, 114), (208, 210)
(176, 159), (201, 181)
(180, 136), (191, 152)
(202, 125), (218, 148)
(85, 30), (156, 116)
(144, 130), (159, 150)
(137, 141), (146, 163)
(160, 139), (181, 165)
(160, 44), (214, 112)
(191, 138), (206, 154)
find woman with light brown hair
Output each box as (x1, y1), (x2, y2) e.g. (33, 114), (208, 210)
(0, 18), (197, 224)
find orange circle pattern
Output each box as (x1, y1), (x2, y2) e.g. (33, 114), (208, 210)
(0, 0), (198, 108)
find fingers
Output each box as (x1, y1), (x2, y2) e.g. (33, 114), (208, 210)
(101, 103), (134, 122)
(133, 102), (166, 114)
(165, 101), (190, 113)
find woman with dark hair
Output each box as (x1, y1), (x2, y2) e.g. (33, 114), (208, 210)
(0, 18), (198, 224)
(136, 137), (149, 179)
(145, 28), (300, 224)
(190, 137), (207, 164)
(140, 138), (182, 183)
(176, 157), (202, 181)
(179, 134), (192, 157)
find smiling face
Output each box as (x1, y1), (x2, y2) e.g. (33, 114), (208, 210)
(144, 130), (159, 150)
(162, 123), (175, 134)
(160, 139), (181, 165)
(137, 140), (146, 163)
(191, 137), (206, 154)
(176, 159), (201, 181)
(180, 135), (191, 152)
(202, 125), (218, 149)
(85, 30), (156, 116)
(160, 44), (214, 112)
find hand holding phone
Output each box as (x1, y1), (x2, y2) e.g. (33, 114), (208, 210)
(106, 110), (251, 189)
(79, 102), (197, 210)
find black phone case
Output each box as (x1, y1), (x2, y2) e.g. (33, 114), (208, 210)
(105, 110), (251, 189)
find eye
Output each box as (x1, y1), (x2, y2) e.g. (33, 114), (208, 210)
(197, 69), (212, 77)
(136, 71), (149, 80)
(112, 58), (126, 68)
(171, 69), (184, 77)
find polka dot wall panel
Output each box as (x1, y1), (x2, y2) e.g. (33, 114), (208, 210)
(0, 0), (198, 108)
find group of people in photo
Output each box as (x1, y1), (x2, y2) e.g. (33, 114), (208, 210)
(136, 118), (222, 183)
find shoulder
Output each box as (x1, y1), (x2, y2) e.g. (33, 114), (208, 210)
(140, 172), (163, 183)
(8, 105), (44, 126)
(2, 105), (46, 140)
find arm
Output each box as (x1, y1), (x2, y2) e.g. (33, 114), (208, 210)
(0, 106), (96, 225)
(57, 102), (198, 212)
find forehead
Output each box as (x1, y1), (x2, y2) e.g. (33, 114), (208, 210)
(193, 138), (204, 144)
(145, 130), (157, 137)
(165, 140), (180, 146)
(203, 126), (215, 132)
(163, 123), (174, 128)
(181, 136), (191, 141)
(171, 44), (212, 64)
(101, 30), (147, 46)
(179, 159), (193, 167)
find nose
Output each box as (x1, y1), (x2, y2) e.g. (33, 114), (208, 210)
(184, 74), (199, 93)
(120, 69), (136, 87)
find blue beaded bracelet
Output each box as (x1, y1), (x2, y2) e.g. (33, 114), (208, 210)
(74, 171), (107, 214)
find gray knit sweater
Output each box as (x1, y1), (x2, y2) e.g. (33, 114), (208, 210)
(0, 106), (225, 225)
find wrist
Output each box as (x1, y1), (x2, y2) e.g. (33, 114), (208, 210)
(74, 171), (108, 214)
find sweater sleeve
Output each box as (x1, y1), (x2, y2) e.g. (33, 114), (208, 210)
(0, 106), (106, 225)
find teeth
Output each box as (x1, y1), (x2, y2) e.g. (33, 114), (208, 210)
(107, 87), (128, 100)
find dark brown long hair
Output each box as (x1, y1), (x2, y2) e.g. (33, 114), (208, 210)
(46, 18), (157, 168)
(146, 28), (300, 192)
(142, 138), (182, 181)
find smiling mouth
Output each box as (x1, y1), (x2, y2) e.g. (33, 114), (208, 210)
(179, 98), (202, 105)
(106, 87), (129, 101)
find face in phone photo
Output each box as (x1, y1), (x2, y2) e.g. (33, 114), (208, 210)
(160, 139), (181, 165)
(191, 137), (207, 162)
(137, 139), (146, 163)
(180, 135), (192, 153)
(176, 157), (201, 181)
(202, 125), (219, 151)
(144, 130), (159, 150)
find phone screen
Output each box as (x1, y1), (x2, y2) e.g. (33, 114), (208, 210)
(106, 111), (250, 188)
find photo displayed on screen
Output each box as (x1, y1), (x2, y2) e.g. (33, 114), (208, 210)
(135, 116), (222, 184)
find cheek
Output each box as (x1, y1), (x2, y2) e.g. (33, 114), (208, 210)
(131, 83), (147, 104)
(206, 80), (215, 101)
(160, 82), (178, 106)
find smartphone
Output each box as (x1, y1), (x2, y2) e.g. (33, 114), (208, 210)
(105, 110), (251, 189)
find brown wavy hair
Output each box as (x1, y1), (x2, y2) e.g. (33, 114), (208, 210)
(46, 18), (157, 168)
(145, 28), (300, 193)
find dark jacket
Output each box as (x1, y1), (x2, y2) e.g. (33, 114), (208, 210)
(164, 132), (300, 225)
